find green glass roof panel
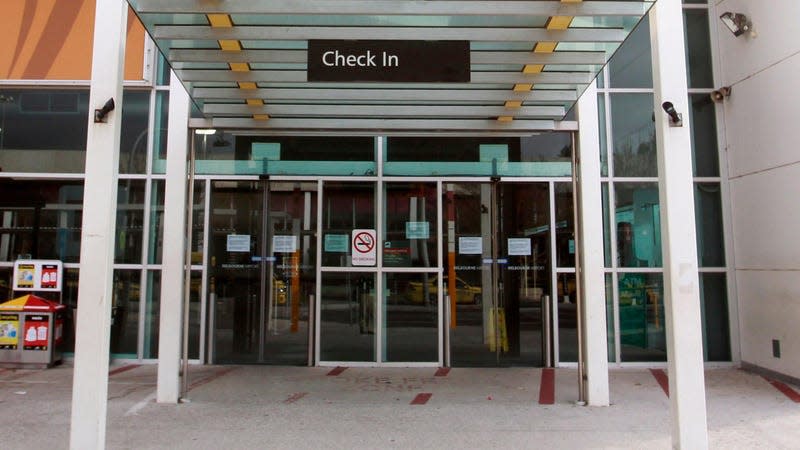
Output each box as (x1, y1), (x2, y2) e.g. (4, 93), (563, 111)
(129, 0), (655, 133)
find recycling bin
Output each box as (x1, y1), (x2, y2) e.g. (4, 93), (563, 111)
(0, 294), (65, 368)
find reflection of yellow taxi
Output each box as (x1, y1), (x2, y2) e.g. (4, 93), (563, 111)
(406, 276), (481, 304)
(273, 279), (287, 304)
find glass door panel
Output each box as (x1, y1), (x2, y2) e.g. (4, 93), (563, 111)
(383, 182), (438, 268)
(209, 180), (316, 364)
(319, 181), (376, 363)
(319, 272), (375, 362)
(210, 181), (262, 363)
(263, 182), (316, 364)
(445, 182), (551, 366)
(320, 182), (375, 267)
(497, 183), (550, 366)
(444, 183), (495, 365)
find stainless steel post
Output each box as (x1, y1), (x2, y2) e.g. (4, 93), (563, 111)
(180, 131), (196, 401)
(543, 295), (552, 367)
(444, 294), (451, 367)
(307, 294), (315, 366)
(490, 179), (500, 361)
(571, 131), (586, 404)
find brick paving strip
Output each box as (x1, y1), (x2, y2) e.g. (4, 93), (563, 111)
(187, 367), (237, 392)
(326, 366), (347, 376)
(109, 364), (141, 376)
(538, 368), (555, 405)
(650, 368), (669, 397)
(283, 392), (308, 404)
(410, 393), (432, 405)
(762, 376), (800, 403)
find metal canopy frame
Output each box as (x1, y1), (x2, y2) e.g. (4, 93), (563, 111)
(128, 0), (653, 134)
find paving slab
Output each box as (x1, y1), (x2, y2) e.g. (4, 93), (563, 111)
(1, 364), (798, 449)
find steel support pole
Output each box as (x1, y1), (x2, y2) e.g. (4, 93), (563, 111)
(575, 82), (610, 406)
(157, 72), (191, 403)
(69, 1), (127, 448)
(650, 0), (709, 447)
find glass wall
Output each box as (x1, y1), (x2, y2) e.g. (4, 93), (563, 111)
(599, 1), (730, 363)
(0, 52), (207, 360)
(320, 272), (375, 362)
(386, 135), (573, 177)
(0, 7), (732, 367)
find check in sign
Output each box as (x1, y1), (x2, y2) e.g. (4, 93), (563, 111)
(308, 40), (470, 82)
(351, 229), (377, 266)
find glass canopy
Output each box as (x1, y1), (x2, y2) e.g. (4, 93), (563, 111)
(128, 0), (654, 134)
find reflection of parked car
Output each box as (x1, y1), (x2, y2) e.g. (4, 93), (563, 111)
(406, 276), (481, 304)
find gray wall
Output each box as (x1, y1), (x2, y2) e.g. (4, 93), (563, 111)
(717, 0), (800, 379)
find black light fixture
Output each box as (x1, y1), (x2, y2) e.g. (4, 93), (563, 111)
(710, 86), (732, 103)
(719, 12), (751, 37)
(94, 98), (115, 123)
(661, 102), (683, 127)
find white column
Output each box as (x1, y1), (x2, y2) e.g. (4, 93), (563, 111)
(156, 72), (190, 403)
(650, 1), (709, 448)
(576, 81), (610, 406)
(69, 0), (127, 448)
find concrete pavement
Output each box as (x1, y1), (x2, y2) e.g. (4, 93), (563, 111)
(0, 364), (798, 449)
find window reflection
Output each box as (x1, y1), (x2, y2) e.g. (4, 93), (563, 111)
(611, 94), (657, 177)
(0, 180), (83, 262)
(119, 90), (150, 174)
(684, 10), (713, 89)
(615, 183), (661, 268)
(384, 183), (437, 268)
(116, 180), (145, 264)
(0, 89), (89, 172)
(619, 273), (666, 362)
(609, 17), (653, 88)
(111, 269), (140, 356)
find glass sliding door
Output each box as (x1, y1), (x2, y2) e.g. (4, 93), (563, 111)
(318, 181), (377, 363)
(445, 182), (552, 366)
(263, 182), (317, 364)
(209, 180), (316, 364)
(382, 182), (439, 364)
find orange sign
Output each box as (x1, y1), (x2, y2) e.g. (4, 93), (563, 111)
(0, 0), (146, 81)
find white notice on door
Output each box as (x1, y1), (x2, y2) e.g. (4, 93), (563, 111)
(226, 234), (251, 252)
(458, 236), (483, 255)
(507, 238), (532, 256)
(272, 235), (297, 253)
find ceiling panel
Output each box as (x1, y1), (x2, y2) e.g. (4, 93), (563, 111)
(128, 0), (654, 134)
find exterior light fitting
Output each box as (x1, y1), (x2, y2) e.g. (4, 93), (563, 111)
(719, 12), (751, 37)
(94, 98), (115, 123)
(661, 102), (683, 127)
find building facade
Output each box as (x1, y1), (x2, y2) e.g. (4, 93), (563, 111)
(0, 0), (796, 389)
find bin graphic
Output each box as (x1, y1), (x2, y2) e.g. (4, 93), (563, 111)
(0, 295), (65, 368)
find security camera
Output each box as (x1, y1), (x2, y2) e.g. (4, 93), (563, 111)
(94, 97), (115, 123)
(710, 86), (732, 103)
(661, 101), (683, 127)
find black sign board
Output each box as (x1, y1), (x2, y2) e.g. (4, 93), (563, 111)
(307, 40), (470, 83)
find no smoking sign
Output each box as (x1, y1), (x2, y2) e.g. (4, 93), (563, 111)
(351, 229), (377, 266)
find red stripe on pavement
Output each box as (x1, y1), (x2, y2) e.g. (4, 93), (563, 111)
(188, 367), (236, 392)
(763, 377), (800, 403)
(538, 368), (555, 405)
(435, 367), (450, 377)
(326, 366), (347, 376)
(283, 392), (308, 404)
(109, 364), (141, 376)
(650, 369), (669, 397)
(411, 393), (432, 405)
